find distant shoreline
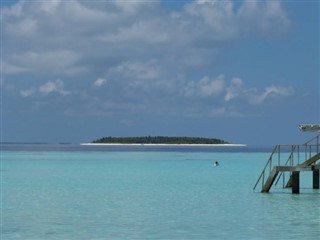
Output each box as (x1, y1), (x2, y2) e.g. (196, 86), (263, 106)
(80, 143), (247, 147)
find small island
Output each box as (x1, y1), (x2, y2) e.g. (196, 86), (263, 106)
(91, 136), (229, 145)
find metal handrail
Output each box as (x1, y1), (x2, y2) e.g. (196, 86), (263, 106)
(274, 153), (293, 186)
(253, 145), (278, 190)
(303, 134), (320, 146)
(253, 134), (320, 191)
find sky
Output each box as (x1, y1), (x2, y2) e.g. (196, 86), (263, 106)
(1, 0), (319, 145)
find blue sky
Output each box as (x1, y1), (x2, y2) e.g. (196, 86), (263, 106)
(1, 0), (319, 145)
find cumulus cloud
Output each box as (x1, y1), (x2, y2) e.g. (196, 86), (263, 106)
(112, 61), (161, 81)
(247, 85), (294, 104)
(2, 0), (293, 117)
(105, 61), (168, 94)
(225, 78), (244, 101)
(237, 0), (290, 36)
(183, 75), (225, 97)
(20, 79), (69, 97)
(5, 50), (85, 76)
(224, 78), (294, 104)
(20, 88), (36, 98)
(39, 79), (69, 96)
(2, 0), (290, 79)
(182, 74), (294, 104)
(92, 78), (107, 88)
(2, 62), (29, 74)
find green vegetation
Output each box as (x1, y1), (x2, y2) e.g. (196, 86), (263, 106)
(92, 136), (229, 144)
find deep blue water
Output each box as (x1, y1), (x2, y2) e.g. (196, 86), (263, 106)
(1, 144), (319, 239)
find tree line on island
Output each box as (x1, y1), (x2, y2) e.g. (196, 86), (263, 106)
(92, 136), (229, 144)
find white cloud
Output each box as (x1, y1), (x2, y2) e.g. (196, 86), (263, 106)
(185, 0), (238, 40)
(39, 79), (69, 96)
(5, 18), (38, 37)
(19, 79), (70, 97)
(225, 78), (244, 101)
(237, 0), (290, 36)
(115, 61), (160, 80)
(2, 0), (290, 79)
(20, 88), (36, 98)
(107, 61), (163, 91)
(183, 75), (225, 97)
(196, 0), (214, 4)
(2, 62), (29, 74)
(2, 0), (294, 118)
(248, 85), (294, 104)
(114, 0), (158, 13)
(97, 19), (170, 44)
(6, 50), (85, 76)
(92, 78), (107, 88)
(37, 0), (61, 13)
(224, 78), (294, 104)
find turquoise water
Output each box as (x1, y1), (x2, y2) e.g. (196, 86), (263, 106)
(1, 146), (320, 239)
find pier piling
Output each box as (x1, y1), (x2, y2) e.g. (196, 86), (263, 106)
(292, 171), (300, 194)
(313, 168), (319, 189)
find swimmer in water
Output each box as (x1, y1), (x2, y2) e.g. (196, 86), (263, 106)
(214, 161), (219, 166)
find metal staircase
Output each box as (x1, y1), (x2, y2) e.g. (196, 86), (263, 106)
(253, 133), (320, 193)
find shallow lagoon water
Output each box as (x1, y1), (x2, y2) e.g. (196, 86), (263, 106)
(1, 145), (319, 239)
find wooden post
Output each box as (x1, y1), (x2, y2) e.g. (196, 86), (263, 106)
(292, 171), (300, 194)
(313, 168), (319, 189)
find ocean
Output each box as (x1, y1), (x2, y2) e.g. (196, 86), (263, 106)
(1, 144), (319, 240)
